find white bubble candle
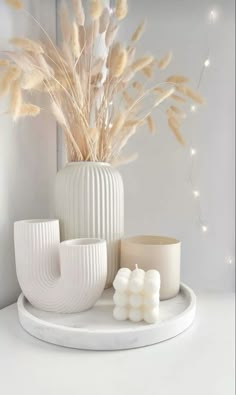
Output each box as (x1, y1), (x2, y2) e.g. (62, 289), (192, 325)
(113, 265), (160, 324)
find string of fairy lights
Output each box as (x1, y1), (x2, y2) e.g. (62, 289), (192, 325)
(188, 7), (219, 234)
(188, 7), (234, 265)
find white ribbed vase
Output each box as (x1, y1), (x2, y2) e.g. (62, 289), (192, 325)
(54, 162), (124, 288)
(14, 220), (107, 313)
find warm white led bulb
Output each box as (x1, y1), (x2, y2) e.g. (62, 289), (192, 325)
(190, 148), (197, 156)
(225, 256), (234, 265)
(201, 225), (208, 233)
(190, 105), (197, 112)
(193, 190), (200, 198)
(209, 9), (218, 23)
(204, 58), (211, 68)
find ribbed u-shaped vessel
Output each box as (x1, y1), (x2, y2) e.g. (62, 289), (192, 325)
(14, 220), (107, 313)
(54, 162), (124, 287)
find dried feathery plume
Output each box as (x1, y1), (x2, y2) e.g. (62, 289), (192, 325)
(72, 0), (85, 26)
(154, 87), (175, 107)
(131, 56), (154, 72)
(37, 54), (54, 77)
(0, 59), (9, 67)
(166, 75), (188, 84)
(169, 105), (186, 119)
(4, 0), (23, 10)
(10, 37), (44, 54)
(99, 7), (110, 34)
(122, 90), (133, 106)
(158, 51), (173, 70)
(71, 22), (81, 58)
(146, 115), (155, 133)
(0, 66), (21, 96)
(18, 103), (40, 117)
(110, 47), (128, 78)
(132, 81), (143, 91)
(105, 21), (119, 47)
(168, 116), (185, 145)
(171, 94), (186, 103)
(142, 66), (153, 78)
(131, 20), (146, 42)
(115, 0), (128, 20)
(90, 0), (103, 21)
(9, 80), (22, 121)
(21, 70), (44, 90)
(124, 119), (140, 128)
(51, 100), (67, 127)
(177, 85), (204, 104)
(153, 86), (165, 94)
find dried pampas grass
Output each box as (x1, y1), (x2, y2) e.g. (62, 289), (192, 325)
(115, 0), (128, 20)
(131, 20), (146, 42)
(18, 103), (40, 117)
(22, 72), (44, 90)
(4, 0), (23, 10)
(99, 8), (110, 34)
(166, 75), (188, 84)
(154, 87), (175, 107)
(0, 66), (21, 96)
(168, 116), (185, 146)
(158, 51), (172, 70)
(132, 56), (154, 72)
(71, 22), (81, 58)
(0, 0), (202, 164)
(72, 0), (85, 26)
(110, 47), (128, 78)
(177, 85), (204, 104)
(146, 115), (155, 133)
(90, 0), (103, 21)
(10, 37), (44, 54)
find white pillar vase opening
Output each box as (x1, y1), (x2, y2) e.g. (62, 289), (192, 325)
(14, 220), (107, 313)
(54, 162), (124, 288)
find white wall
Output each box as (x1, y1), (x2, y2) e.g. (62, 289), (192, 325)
(0, 0), (57, 308)
(118, 0), (235, 291)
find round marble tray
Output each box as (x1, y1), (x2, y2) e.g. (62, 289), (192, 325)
(17, 283), (196, 350)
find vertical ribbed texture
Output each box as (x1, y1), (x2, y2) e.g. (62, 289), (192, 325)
(54, 162), (124, 287)
(14, 220), (107, 313)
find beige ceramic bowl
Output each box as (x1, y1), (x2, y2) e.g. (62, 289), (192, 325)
(121, 235), (181, 300)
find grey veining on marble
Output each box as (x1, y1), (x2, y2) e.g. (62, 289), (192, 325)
(17, 284), (196, 350)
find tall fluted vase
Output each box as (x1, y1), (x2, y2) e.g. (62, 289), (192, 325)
(54, 162), (124, 287)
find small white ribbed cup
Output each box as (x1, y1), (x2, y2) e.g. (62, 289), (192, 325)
(59, 239), (107, 312)
(14, 220), (107, 313)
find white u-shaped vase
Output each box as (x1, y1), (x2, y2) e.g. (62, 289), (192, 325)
(14, 220), (107, 313)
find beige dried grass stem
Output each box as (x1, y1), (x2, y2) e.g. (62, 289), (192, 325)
(4, 0), (23, 9)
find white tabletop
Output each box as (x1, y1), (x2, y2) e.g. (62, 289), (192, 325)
(0, 292), (235, 395)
